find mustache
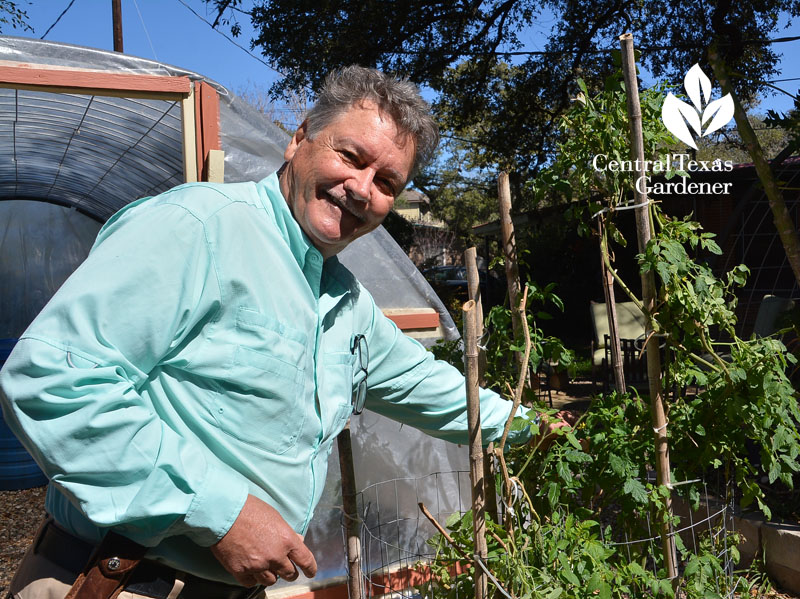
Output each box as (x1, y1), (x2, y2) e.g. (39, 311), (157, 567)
(327, 191), (367, 222)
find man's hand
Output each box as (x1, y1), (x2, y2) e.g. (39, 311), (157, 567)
(211, 494), (318, 587)
(530, 410), (579, 450)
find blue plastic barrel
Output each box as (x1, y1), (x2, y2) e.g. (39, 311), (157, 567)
(0, 338), (48, 490)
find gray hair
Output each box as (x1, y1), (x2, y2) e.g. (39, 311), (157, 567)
(305, 66), (439, 178)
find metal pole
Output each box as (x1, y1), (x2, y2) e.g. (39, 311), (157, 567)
(337, 424), (363, 599)
(463, 300), (488, 599)
(619, 32), (678, 583)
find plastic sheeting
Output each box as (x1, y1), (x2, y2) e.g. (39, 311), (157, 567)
(0, 200), (101, 338)
(0, 36), (465, 588)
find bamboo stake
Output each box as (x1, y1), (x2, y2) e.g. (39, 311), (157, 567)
(465, 247), (487, 385)
(337, 424), (363, 599)
(498, 173), (524, 374)
(463, 299), (488, 599)
(598, 221), (626, 393)
(619, 32), (677, 583)
(465, 247), (498, 526)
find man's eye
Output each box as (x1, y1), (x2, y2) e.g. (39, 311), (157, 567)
(341, 150), (358, 163)
(377, 179), (396, 195)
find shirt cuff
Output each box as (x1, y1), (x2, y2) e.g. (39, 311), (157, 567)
(183, 462), (249, 547)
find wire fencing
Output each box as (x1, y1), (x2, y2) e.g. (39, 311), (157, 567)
(342, 471), (741, 599)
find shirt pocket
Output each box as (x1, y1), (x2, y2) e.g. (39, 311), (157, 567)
(318, 351), (356, 445)
(213, 308), (308, 455)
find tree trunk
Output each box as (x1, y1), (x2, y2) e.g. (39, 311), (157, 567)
(708, 44), (800, 289)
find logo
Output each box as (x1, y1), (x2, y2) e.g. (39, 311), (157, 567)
(661, 64), (734, 150)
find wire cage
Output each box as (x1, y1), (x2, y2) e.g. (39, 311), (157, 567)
(343, 471), (742, 599)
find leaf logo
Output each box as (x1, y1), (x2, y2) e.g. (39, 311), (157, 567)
(661, 64), (734, 149)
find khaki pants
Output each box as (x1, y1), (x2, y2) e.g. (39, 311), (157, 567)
(7, 520), (265, 599)
(8, 544), (178, 599)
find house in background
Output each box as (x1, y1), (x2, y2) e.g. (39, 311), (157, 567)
(394, 188), (460, 267)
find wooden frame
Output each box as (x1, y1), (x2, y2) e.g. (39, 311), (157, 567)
(0, 63), (222, 184)
(383, 309), (440, 331)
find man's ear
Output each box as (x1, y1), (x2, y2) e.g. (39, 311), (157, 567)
(284, 120), (309, 162)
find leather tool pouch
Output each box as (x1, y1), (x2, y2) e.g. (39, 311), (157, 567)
(64, 531), (147, 599)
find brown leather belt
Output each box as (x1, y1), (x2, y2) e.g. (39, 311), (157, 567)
(34, 519), (262, 599)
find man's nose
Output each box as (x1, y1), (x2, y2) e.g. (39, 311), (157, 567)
(345, 169), (373, 203)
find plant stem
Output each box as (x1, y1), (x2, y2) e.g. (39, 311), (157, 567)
(600, 230), (645, 313)
(499, 285), (531, 453)
(699, 327), (731, 378)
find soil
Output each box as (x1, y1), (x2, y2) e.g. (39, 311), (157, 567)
(0, 485), (47, 596)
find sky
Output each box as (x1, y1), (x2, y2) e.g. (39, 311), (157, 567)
(5, 0), (800, 117)
(9, 1), (282, 97)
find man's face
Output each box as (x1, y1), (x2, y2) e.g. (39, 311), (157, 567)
(279, 101), (415, 259)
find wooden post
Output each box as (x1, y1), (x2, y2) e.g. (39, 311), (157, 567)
(112, 0), (123, 53)
(465, 247), (498, 526)
(463, 300), (488, 599)
(465, 247), (487, 384)
(181, 83), (198, 183)
(205, 149), (225, 183)
(337, 424), (363, 599)
(619, 32), (678, 583)
(498, 173), (524, 372)
(598, 221), (626, 393)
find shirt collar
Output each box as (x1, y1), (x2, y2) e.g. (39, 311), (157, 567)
(258, 171), (339, 299)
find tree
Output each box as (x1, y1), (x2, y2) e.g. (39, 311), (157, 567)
(0, 1), (31, 33)
(695, 113), (795, 163)
(209, 0), (800, 287)
(207, 0), (800, 172)
(236, 80), (308, 134)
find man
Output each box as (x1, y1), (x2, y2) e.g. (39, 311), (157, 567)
(1, 66), (559, 599)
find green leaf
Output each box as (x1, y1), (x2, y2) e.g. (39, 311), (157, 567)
(445, 511), (462, 529)
(510, 416), (529, 432)
(623, 478), (649, 503)
(609, 453), (627, 476)
(547, 481), (560, 509)
(556, 460), (572, 481)
(565, 432), (582, 451)
(558, 554), (581, 586)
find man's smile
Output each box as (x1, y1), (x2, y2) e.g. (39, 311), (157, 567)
(324, 191), (367, 223)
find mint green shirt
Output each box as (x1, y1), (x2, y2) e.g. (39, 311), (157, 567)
(0, 173), (527, 584)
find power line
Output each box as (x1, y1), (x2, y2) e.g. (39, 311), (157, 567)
(40, 0), (78, 40)
(175, 0), (290, 84)
(132, 0), (158, 61)
(388, 34), (800, 58)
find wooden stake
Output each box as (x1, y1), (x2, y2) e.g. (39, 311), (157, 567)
(598, 221), (626, 393)
(619, 32), (677, 583)
(498, 173), (525, 378)
(337, 424), (363, 599)
(464, 247), (487, 385)
(465, 247), (498, 526)
(463, 300), (488, 599)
